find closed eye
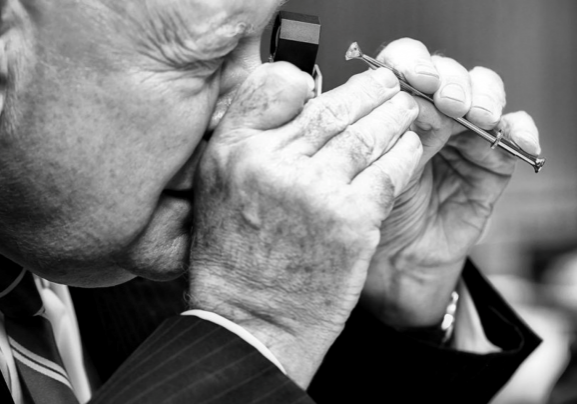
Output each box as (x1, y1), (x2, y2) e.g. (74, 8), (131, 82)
(137, 30), (227, 76)
(134, 10), (231, 75)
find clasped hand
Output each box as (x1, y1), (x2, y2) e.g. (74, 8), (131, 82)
(362, 38), (540, 329)
(189, 38), (540, 388)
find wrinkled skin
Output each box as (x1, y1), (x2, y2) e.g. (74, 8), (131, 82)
(189, 63), (422, 386)
(0, 0), (279, 286)
(0, 0), (540, 388)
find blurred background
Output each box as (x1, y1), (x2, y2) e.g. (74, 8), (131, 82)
(267, 1), (577, 403)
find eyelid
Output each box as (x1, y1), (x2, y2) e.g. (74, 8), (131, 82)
(168, 56), (225, 73)
(163, 33), (260, 74)
(136, 15), (262, 75)
(137, 35), (227, 75)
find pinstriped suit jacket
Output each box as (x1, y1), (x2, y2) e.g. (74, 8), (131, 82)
(89, 316), (313, 404)
(0, 315), (311, 404)
(0, 261), (541, 403)
(75, 261), (541, 404)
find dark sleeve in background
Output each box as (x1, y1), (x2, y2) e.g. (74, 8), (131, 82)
(308, 260), (542, 404)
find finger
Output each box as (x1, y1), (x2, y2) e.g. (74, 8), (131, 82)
(313, 92), (418, 179)
(377, 38), (441, 94)
(353, 131), (423, 220)
(215, 62), (315, 136)
(466, 67), (506, 130)
(432, 55), (472, 119)
(290, 67), (400, 154)
(499, 111), (541, 155)
(410, 66), (506, 167)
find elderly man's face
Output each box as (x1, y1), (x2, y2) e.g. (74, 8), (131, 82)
(0, 0), (281, 286)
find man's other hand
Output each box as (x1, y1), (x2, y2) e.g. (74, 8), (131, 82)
(362, 38), (541, 329)
(189, 62), (422, 388)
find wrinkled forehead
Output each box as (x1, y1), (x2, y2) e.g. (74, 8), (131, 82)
(92, 0), (284, 57)
(107, 1), (280, 37)
(18, 0), (286, 75)
(104, 0), (282, 22)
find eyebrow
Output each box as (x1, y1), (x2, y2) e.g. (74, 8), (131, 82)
(264, 0), (290, 30)
(273, 0), (291, 18)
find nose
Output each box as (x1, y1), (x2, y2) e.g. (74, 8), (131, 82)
(209, 37), (264, 132)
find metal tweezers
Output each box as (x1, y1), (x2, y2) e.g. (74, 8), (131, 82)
(346, 42), (545, 173)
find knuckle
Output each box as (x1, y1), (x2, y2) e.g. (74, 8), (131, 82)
(374, 67), (399, 86)
(307, 97), (351, 134)
(347, 125), (376, 156)
(332, 129), (375, 170)
(348, 76), (379, 105)
(364, 68), (399, 93)
(435, 57), (471, 81)
(384, 93), (418, 126)
(350, 69), (399, 100)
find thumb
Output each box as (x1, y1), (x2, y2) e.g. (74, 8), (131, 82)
(215, 62), (315, 137)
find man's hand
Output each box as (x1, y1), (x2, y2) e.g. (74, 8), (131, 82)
(189, 62), (422, 387)
(362, 38), (541, 329)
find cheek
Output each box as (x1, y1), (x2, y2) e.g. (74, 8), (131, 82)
(0, 64), (219, 272)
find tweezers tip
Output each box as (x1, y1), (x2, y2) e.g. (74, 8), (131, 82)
(345, 42), (363, 61)
(534, 158), (546, 173)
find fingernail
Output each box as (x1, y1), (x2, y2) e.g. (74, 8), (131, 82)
(414, 63), (439, 78)
(516, 134), (541, 155)
(473, 95), (499, 116)
(440, 84), (466, 102)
